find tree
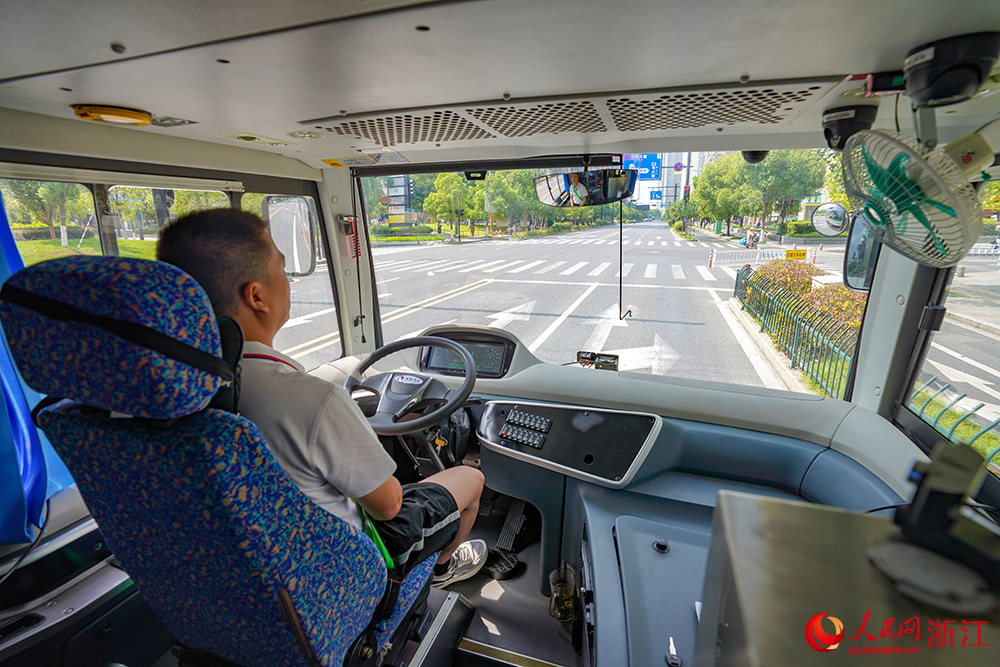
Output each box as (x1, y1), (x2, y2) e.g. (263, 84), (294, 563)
(822, 150), (851, 209)
(424, 173), (472, 227)
(981, 181), (1000, 215)
(666, 198), (700, 223)
(745, 149), (826, 222)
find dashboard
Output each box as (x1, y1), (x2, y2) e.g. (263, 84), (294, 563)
(419, 331), (516, 379)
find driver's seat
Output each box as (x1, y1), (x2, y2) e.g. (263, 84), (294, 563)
(0, 256), (435, 666)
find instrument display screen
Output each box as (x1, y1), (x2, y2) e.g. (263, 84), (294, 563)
(426, 341), (506, 376)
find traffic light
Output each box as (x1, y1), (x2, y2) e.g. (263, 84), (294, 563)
(683, 185), (690, 202)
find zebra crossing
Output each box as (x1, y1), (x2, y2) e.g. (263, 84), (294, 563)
(372, 257), (736, 284)
(516, 236), (734, 248)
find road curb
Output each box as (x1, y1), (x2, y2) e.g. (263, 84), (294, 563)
(726, 298), (808, 393)
(945, 311), (1000, 337)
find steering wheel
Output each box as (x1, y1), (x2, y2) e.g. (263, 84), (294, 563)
(343, 337), (477, 435)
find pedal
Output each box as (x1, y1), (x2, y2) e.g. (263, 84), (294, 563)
(496, 499), (526, 552)
(478, 497), (495, 517)
(483, 549), (525, 581)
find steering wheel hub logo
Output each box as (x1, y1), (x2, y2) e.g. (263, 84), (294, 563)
(805, 613), (845, 652)
(394, 374), (423, 385)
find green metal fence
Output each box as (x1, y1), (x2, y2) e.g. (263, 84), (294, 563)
(734, 265), (858, 398)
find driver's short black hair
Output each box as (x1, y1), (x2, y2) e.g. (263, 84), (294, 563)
(157, 208), (272, 318)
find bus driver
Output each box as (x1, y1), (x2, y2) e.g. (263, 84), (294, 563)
(157, 208), (488, 587)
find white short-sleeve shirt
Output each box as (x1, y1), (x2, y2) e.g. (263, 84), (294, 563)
(237, 341), (396, 530)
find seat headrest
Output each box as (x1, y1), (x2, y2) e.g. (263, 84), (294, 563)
(0, 256), (223, 419)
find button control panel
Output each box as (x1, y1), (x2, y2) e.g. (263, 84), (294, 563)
(507, 409), (551, 432)
(499, 409), (551, 449)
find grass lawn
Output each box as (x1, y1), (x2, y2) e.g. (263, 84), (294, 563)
(16, 238), (158, 266)
(371, 235), (444, 243)
(909, 390), (1000, 475)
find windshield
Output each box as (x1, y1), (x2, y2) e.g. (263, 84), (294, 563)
(359, 151), (851, 394)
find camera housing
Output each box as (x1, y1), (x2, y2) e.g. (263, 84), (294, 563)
(822, 105), (878, 152)
(904, 32), (1000, 108)
(741, 151), (769, 164)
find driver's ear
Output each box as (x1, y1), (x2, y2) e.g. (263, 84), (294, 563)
(241, 280), (270, 314)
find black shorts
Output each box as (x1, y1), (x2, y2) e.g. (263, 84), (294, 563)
(373, 481), (460, 576)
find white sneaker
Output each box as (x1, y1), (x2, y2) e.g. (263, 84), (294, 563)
(431, 539), (488, 588)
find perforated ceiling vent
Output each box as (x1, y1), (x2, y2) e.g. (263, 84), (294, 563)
(313, 81), (833, 146)
(467, 101), (607, 137)
(607, 86), (823, 132)
(327, 110), (493, 147)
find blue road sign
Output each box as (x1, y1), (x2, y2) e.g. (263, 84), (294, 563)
(650, 191), (663, 200)
(673, 162), (685, 172)
(639, 154), (661, 180)
(623, 154), (661, 180)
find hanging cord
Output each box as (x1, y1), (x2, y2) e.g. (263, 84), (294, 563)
(350, 174), (367, 344)
(619, 198), (630, 320)
(0, 500), (51, 588)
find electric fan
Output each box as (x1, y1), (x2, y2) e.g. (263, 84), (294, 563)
(842, 121), (1000, 268)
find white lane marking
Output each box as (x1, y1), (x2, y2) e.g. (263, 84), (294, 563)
(622, 241), (630, 246)
(722, 267), (738, 280)
(528, 283), (600, 352)
(615, 263), (634, 278)
(696, 265), (717, 281)
(377, 293), (392, 298)
(607, 239), (617, 245)
(373, 259), (409, 268)
(648, 241), (656, 247)
(459, 259), (506, 272)
(507, 260), (546, 274)
(560, 261), (589, 275)
(671, 265), (686, 280)
(483, 260), (525, 273)
(568, 239), (584, 245)
(390, 259), (448, 273)
(674, 241), (681, 247)
(644, 264), (657, 279)
(931, 342), (1000, 380)
(581, 239), (596, 244)
(594, 239), (606, 244)
(377, 259), (423, 270)
(486, 300), (536, 329)
(430, 260), (477, 272)
(535, 261), (567, 274)
(587, 262), (612, 277)
(661, 241), (668, 247)
(435, 260), (484, 273)
(376, 277), (401, 285)
(708, 290), (785, 390)
(697, 242), (707, 248)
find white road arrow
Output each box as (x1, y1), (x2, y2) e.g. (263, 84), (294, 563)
(924, 358), (1000, 404)
(486, 300), (536, 330)
(283, 306), (337, 329)
(605, 334), (678, 375)
(581, 305), (629, 352)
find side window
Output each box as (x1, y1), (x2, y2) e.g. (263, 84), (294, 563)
(905, 203), (1000, 478)
(242, 193), (340, 369)
(1, 178), (98, 267)
(104, 187), (229, 260)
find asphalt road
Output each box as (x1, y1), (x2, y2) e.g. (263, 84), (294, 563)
(278, 221), (771, 388)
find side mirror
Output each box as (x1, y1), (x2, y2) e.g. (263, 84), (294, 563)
(844, 212), (880, 292)
(810, 202), (850, 237)
(534, 169), (638, 207)
(262, 195), (318, 277)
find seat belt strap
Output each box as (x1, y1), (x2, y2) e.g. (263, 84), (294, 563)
(355, 501), (396, 570)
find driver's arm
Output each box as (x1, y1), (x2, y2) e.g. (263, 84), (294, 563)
(358, 475), (403, 521)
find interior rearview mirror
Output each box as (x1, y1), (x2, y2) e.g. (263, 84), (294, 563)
(844, 212), (880, 292)
(263, 195), (318, 277)
(534, 169), (638, 207)
(811, 202), (850, 237)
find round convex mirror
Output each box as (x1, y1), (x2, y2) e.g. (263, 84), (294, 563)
(811, 202), (850, 237)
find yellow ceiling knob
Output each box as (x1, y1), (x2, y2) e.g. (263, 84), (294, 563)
(72, 105), (152, 126)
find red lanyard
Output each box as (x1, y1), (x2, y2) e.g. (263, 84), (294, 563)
(243, 353), (299, 371)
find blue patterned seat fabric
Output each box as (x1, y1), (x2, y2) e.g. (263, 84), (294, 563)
(0, 257), (435, 666)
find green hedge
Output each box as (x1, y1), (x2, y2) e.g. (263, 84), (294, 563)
(12, 225), (87, 241)
(984, 218), (999, 236)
